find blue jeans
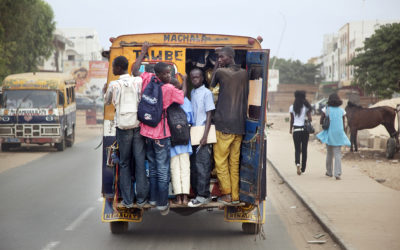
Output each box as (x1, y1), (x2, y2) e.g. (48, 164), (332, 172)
(116, 127), (148, 205)
(145, 137), (171, 208)
(190, 145), (212, 198)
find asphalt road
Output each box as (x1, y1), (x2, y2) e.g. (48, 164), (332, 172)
(0, 137), (296, 250)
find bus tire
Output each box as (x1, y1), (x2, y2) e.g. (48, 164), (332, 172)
(109, 221), (128, 234)
(55, 134), (66, 151)
(66, 126), (75, 147)
(386, 138), (396, 159)
(1, 143), (10, 152)
(242, 223), (260, 234)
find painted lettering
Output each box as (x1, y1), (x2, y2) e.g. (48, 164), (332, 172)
(151, 50), (162, 60)
(170, 35), (177, 42)
(165, 51), (173, 60)
(133, 50), (141, 58)
(175, 51), (183, 61)
(164, 34), (170, 41)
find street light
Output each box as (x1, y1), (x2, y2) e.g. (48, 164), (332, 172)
(272, 11), (287, 70)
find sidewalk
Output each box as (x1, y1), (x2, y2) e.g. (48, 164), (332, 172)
(267, 129), (400, 250)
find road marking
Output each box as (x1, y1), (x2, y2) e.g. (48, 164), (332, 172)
(65, 207), (95, 231)
(42, 241), (60, 250)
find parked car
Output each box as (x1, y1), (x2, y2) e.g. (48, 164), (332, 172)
(312, 98), (327, 115)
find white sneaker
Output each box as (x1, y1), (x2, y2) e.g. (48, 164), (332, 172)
(160, 205), (170, 216)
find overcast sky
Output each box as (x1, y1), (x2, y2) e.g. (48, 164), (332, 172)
(45, 0), (400, 63)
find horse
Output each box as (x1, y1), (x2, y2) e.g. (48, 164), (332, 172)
(345, 101), (398, 152)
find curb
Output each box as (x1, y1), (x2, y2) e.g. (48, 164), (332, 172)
(267, 158), (356, 250)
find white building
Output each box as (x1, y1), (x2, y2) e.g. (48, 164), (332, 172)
(37, 30), (73, 72)
(321, 20), (399, 87)
(59, 28), (103, 62)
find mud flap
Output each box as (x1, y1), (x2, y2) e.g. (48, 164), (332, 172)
(101, 198), (143, 223)
(224, 201), (266, 224)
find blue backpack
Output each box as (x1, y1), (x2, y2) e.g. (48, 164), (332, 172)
(138, 76), (164, 127)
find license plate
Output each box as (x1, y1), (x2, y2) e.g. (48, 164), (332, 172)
(6, 138), (20, 143)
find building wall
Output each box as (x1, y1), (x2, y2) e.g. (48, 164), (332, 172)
(321, 20), (399, 87)
(58, 28), (102, 62)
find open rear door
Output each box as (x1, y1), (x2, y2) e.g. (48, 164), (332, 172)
(239, 50), (269, 204)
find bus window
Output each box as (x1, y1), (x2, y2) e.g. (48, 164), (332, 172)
(58, 91), (65, 106)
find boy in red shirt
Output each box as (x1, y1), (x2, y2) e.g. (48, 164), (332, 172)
(132, 42), (184, 215)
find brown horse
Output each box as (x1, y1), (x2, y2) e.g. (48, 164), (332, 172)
(345, 101), (398, 152)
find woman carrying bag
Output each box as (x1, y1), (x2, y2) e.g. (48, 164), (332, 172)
(316, 93), (350, 180)
(289, 90), (312, 175)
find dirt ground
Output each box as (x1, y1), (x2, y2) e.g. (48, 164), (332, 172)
(267, 113), (400, 191)
(0, 110), (102, 174)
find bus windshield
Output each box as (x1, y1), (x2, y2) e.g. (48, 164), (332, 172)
(2, 90), (57, 109)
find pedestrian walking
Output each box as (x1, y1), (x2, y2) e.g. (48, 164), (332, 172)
(316, 93), (351, 180)
(289, 90), (312, 175)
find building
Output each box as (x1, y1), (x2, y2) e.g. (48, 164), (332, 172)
(37, 30), (73, 72)
(59, 28), (103, 62)
(320, 20), (399, 89)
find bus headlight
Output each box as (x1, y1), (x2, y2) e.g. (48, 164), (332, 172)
(45, 115), (54, 121)
(1, 116), (10, 122)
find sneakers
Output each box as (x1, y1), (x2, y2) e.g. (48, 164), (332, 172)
(335, 176), (341, 180)
(296, 164), (301, 175)
(325, 172), (333, 177)
(136, 199), (148, 208)
(188, 196), (211, 207)
(159, 205), (170, 216)
(149, 200), (157, 207)
(117, 201), (134, 209)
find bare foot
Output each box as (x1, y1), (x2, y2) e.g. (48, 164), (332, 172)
(182, 194), (189, 205)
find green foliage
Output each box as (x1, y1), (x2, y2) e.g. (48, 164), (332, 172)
(0, 0), (55, 83)
(269, 57), (320, 84)
(348, 23), (400, 99)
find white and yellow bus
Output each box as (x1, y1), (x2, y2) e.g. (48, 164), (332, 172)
(101, 33), (269, 234)
(0, 72), (76, 151)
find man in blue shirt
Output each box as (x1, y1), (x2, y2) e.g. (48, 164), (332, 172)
(188, 68), (216, 207)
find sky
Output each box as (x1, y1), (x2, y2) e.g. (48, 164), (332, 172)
(45, 0), (400, 63)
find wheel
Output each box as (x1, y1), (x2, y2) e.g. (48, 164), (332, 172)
(66, 127), (75, 147)
(55, 133), (66, 151)
(1, 143), (20, 151)
(109, 221), (128, 234)
(386, 138), (396, 159)
(242, 222), (260, 234)
(1, 143), (10, 152)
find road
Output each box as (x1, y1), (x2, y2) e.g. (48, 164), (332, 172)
(0, 136), (297, 250)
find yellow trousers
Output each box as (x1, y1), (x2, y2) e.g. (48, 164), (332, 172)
(214, 131), (242, 201)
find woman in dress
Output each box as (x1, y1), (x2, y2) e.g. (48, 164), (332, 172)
(289, 90), (312, 175)
(316, 93), (351, 180)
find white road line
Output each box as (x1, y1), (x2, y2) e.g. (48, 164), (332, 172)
(65, 207), (95, 231)
(42, 241), (60, 250)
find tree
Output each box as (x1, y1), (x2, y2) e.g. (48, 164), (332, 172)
(348, 23), (400, 99)
(0, 0), (55, 83)
(269, 57), (320, 84)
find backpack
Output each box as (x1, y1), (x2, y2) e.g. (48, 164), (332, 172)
(138, 76), (164, 127)
(167, 102), (190, 146)
(116, 76), (141, 129)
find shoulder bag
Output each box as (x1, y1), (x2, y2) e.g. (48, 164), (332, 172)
(322, 107), (330, 130)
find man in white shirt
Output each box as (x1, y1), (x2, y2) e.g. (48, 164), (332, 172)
(104, 56), (148, 208)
